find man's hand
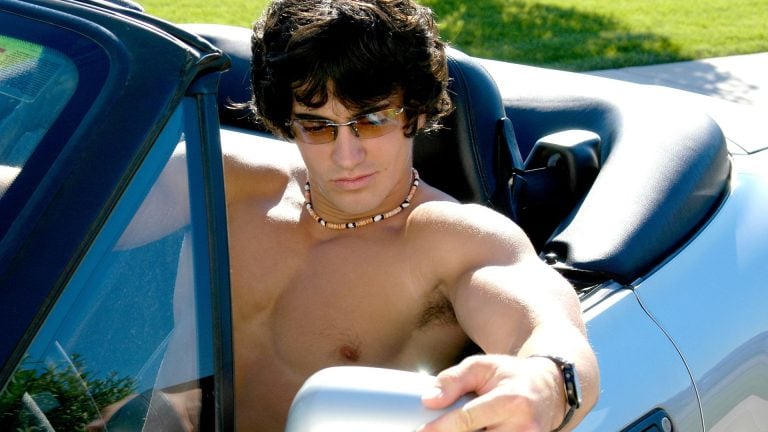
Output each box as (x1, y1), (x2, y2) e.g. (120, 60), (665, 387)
(85, 389), (201, 432)
(418, 355), (566, 432)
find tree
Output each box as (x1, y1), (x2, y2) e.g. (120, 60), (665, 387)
(0, 354), (136, 431)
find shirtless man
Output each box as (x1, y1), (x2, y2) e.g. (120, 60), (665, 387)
(219, 0), (599, 431)
(93, 0), (597, 430)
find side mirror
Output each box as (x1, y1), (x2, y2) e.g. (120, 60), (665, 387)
(285, 366), (473, 431)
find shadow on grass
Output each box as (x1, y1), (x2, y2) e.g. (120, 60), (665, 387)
(422, 0), (688, 71)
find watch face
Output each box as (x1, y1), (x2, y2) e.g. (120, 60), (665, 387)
(530, 355), (582, 410)
(563, 362), (582, 409)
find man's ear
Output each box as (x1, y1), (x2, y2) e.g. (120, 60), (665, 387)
(417, 114), (427, 130)
(405, 113), (428, 138)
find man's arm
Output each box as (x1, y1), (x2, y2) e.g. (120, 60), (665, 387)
(118, 136), (300, 248)
(118, 145), (190, 248)
(414, 202), (599, 431)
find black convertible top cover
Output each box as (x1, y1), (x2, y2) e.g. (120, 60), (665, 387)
(483, 60), (731, 282)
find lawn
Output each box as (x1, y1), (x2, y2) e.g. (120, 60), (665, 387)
(141, 0), (768, 71)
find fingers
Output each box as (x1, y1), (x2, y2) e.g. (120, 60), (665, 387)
(420, 391), (542, 431)
(419, 355), (553, 432)
(85, 394), (137, 431)
(422, 355), (494, 410)
(84, 419), (106, 432)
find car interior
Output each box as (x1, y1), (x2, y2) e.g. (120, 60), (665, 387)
(185, 23), (732, 290)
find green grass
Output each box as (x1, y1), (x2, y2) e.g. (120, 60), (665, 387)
(141, 0), (768, 71)
(422, 0), (768, 70)
(140, 0), (269, 28)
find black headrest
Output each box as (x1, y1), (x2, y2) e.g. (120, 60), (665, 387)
(414, 48), (521, 211)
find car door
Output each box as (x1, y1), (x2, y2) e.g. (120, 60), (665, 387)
(579, 284), (702, 432)
(0, 1), (233, 430)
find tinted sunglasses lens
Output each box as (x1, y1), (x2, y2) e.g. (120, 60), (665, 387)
(355, 109), (402, 139)
(293, 121), (334, 144)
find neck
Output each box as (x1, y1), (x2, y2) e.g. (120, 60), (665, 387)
(303, 168), (420, 230)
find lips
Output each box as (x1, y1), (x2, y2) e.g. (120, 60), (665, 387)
(332, 172), (375, 190)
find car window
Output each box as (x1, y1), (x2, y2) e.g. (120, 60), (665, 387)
(0, 34), (77, 178)
(0, 12), (109, 237)
(0, 100), (217, 431)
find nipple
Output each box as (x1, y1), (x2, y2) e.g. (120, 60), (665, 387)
(339, 344), (361, 362)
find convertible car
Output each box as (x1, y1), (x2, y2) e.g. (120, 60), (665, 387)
(1, 0), (766, 431)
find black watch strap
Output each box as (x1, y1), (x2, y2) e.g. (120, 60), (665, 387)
(530, 355), (582, 432)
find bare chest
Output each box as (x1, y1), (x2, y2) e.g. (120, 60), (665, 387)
(227, 203), (466, 372)
(224, 192), (471, 431)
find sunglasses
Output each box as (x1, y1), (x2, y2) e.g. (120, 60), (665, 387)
(286, 107), (405, 145)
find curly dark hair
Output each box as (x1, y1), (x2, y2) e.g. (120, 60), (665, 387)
(247, 0), (453, 139)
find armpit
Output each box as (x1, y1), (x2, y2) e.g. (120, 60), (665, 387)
(417, 292), (457, 329)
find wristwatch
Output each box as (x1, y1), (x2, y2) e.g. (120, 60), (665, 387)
(530, 355), (582, 432)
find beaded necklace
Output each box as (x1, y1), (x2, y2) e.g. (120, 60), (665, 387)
(303, 168), (420, 230)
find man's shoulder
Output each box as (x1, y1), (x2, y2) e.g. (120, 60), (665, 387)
(222, 135), (302, 173)
(409, 198), (520, 237)
(404, 196), (535, 286)
(221, 137), (304, 202)
(406, 189), (530, 254)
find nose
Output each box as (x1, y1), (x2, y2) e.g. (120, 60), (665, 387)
(331, 124), (365, 169)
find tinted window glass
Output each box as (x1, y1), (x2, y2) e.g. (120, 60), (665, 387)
(0, 12), (109, 235)
(0, 100), (215, 431)
(0, 34), (77, 172)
